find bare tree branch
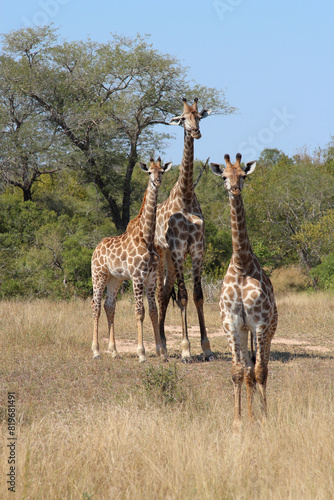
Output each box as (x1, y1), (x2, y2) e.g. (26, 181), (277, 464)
(194, 157), (210, 188)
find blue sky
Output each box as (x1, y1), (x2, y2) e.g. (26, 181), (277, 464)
(1, 0), (334, 164)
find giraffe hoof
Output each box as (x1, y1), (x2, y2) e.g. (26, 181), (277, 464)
(156, 346), (167, 358)
(205, 354), (215, 362)
(139, 355), (147, 363)
(233, 420), (242, 434)
(157, 348), (169, 362)
(93, 354), (101, 360)
(181, 357), (192, 364)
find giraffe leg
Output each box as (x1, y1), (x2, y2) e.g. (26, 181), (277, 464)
(104, 276), (122, 359)
(157, 250), (176, 351)
(266, 302), (278, 360)
(254, 326), (270, 418)
(91, 274), (108, 359)
(257, 377), (267, 419)
(223, 319), (245, 427)
(164, 239), (191, 362)
(191, 253), (213, 361)
(156, 248), (167, 349)
(146, 273), (167, 361)
(174, 261), (192, 362)
(231, 362), (244, 429)
(133, 278), (146, 363)
(240, 329), (255, 422)
(257, 309), (278, 418)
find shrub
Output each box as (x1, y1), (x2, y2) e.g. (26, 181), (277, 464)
(142, 364), (185, 405)
(310, 252), (334, 291)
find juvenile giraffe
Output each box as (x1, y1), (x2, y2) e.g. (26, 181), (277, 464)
(91, 157), (172, 362)
(210, 153), (278, 426)
(155, 98), (214, 362)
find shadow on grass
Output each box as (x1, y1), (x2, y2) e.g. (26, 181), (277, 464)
(149, 351), (233, 363)
(148, 350), (333, 364)
(270, 350), (333, 363)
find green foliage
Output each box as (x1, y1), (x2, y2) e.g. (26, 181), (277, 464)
(0, 26), (232, 231)
(0, 177), (109, 299)
(293, 209), (334, 268)
(202, 222), (231, 279)
(323, 136), (334, 175)
(142, 364), (185, 405)
(62, 239), (93, 297)
(243, 149), (334, 274)
(310, 253), (334, 291)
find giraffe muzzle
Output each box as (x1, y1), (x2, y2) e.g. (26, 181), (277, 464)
(192, 129), (201, 139)
(231, 187), (241, 196)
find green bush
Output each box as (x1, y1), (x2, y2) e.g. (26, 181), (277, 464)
(310, 253), (334, 291)
(63, 239), (93, 297)
(142, 364), (185, 405)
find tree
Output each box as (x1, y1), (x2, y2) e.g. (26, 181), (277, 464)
(0, 26), (235, 231)
(293, 209), (334, 268)
(0, 55), (62, 200)
(244, 149), (334, 282)
(258, 148), (292, 168)
(310, 252), (334, 290)
(322, 136), (334, 175)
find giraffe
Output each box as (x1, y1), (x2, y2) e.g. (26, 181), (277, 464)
(210, 153), (278, 427)
(155, 97), (214, 362)
(91, 157), (172, 362)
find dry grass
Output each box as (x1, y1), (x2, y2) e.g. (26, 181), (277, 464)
(1, 292), (334, 499)
(270, 265), (308, 293)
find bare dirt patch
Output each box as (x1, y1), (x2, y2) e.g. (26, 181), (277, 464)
(103, 328), (333, 357)
(272, 337), (331, 354)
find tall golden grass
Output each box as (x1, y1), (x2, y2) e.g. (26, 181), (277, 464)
(1, 292), (333, 499)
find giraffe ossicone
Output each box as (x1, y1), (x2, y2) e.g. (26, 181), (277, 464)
(155, 98), (214, 362)
(210, 153), (278, 426)
(91, 157), (172, 363)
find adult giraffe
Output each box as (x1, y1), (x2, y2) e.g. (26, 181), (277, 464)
(155, 98), (214, 362)
(210, 153), (278, 427)
(91, 157), (172, 362)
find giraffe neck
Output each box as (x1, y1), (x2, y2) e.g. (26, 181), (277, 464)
(140, 181), (159, 247)
(178, 130), (194, 200)
(229, 194), (253, 272)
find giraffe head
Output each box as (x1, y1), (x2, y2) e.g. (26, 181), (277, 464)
(210, 153), (257, 197)
(169, 98), (211, 139)
(139, 157), (173, 190)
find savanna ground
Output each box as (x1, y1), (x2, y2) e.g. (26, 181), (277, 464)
(1, 270), (334, 499)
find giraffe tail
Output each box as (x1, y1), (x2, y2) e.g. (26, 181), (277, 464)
(170, 286), (177, 307)
(251, 331), (256, 364)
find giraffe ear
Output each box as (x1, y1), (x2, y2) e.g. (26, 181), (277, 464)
(200, 108), (212, 120)
(162, 162), (173, 172)
(169, 115), (184, 126)
(210, 163), (224, 176)
(243, 161), (257, 175)
(139, 162), (149, 173)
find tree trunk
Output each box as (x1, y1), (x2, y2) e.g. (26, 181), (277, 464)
(121, 146), (137, 231)
(93, 170), (123, 231)
(23, 187), (32, 202)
